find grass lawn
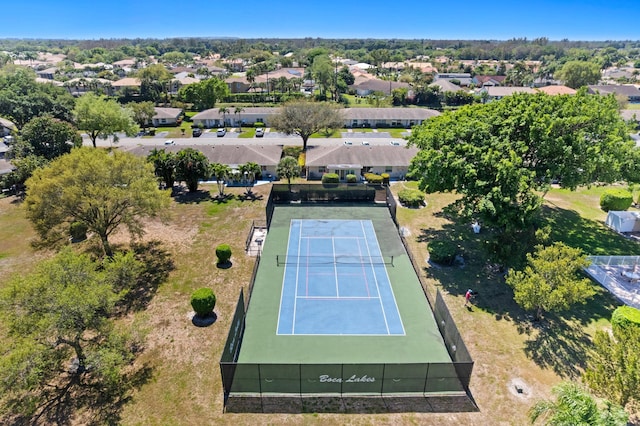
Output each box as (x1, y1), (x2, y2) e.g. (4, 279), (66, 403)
(0, 183), (637, 424)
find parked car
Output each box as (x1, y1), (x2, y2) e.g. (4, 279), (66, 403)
(3, 135), (14, 144)
(343, 140), (352, 145)
(192, 128), (202, 137)
(217, 128), (226, 137)
(255, 128), (264, 137)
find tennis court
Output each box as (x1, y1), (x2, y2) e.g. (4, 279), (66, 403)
(277, 219), (404, 335)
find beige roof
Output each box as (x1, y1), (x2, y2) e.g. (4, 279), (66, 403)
(0, 117), (17, 130)
(485, 86), (536, 97)
(193, 107), (276, 120)
(122, 144), (282, 167)
(35, 77), (63, 86)
(306, 145), (418, 167)
(154, 107), (183, 120)
(112, 77), (141, 87)
(344, 108), (439, 121)
(536, 85), (577, 95)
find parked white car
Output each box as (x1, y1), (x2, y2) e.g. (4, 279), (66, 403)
(217, 128), (226, 137)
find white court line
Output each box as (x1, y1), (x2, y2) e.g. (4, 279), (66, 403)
(360, 220), (390, 334)
(276, 219), (296, 335)
(364, 220), (406, 335)
(295, 296), (379, 300)
(332, 236), (339, 297)
(291, 220), (303, 334)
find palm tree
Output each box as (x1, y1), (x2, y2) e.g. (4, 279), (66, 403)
(210, 163), (231, 197)
(234, 106), (245, 133)
(276, 156), (301, 192)
(238, 162), (261, 195)
(218, 107), (229, 129)
(147, 148), (176, 190)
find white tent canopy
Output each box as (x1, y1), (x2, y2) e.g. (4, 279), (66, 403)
(605, 211), (640, 233)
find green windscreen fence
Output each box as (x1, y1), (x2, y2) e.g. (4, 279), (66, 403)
(220, 290), (245, 397)
(270, 183), (378, 203)
(224, 362), (469, 395)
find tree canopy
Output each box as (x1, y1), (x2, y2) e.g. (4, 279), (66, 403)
(408, 91), (634, 261)
(147, 148), (176, 190)
(24, 148), (170, 257)
(270, 100), (344, 150)
(13, 115), (82, 160)
(505, 242), (595, 320)
(177, 77), (230, 110)
(556, 60), (602, 89)
(0, 249), (144, 420)
(74, 93), (138, 147)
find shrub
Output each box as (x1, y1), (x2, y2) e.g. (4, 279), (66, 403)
(254, 122), (265, 128)
(346, 174), (357, 183)
(215, 244), (232, 264)
(611, 306), (640, 336)
(283, 146), (303, 159)
(398, 188), (425, 207)
(364, 173), (383, 184)
(322, 173), (339, 184)
(600, 189), (633, 212)
(428, 240), (457, 265)
(381, 173), (390, 185)
(69, 221), (88, 241)
(190, 287), (216, 316)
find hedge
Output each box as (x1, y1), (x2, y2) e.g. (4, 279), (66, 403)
(191, 287), (216, 316)
(398, 188), (425, 207)
(364, 173), (383, 184)
(322, 173), (340, 184)
(215, 244), (232, 264)
(346, 174), (357, 183)
(611, 305), (640, 336)
(428, 240), (457, 265)
(600, 189), (633, 212)
(381, 173), (390, 185)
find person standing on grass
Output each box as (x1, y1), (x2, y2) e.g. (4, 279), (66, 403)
(464, 289), (473, 307)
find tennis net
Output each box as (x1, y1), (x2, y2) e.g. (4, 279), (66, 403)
(276, 254), (394, 267)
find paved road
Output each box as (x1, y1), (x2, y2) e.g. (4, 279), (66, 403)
(84, 129), (411, 148)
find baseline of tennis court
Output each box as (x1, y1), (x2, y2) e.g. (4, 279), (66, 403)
(277, 219), (404, 335)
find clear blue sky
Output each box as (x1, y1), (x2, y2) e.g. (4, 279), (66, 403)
(2, 0), (639, 41)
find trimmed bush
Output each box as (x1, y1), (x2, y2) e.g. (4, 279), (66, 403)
(398, 188), (425, 207)
(364, 173), (383, 184)
(611, 306), (640, 336)
(428, 240), (457, 265)
(254, 122), (265, 128)
(215, 244), (232, 264)
(190, 287), (216, 316)
(69, 221), (88, 241)
(346, 174), (357, 183)
(381, 173), (390, 185)
(600, 189), (633, 212)
(322, 173), (339, 184)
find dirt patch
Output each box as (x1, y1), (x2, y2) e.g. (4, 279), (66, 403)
(508, 378), (533, 400)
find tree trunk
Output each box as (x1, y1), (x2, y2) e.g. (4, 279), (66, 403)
(100, 233), (113, 258)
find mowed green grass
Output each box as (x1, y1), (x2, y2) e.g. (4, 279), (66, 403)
(0, 183), (637, 424)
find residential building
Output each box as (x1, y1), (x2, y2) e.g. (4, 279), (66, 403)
(536, 85), (577, 95)
(152, 107), (183, 127)
(588, 85), (640, 103)
(305, 145), (419, 181)
(481, 86), (536, 102)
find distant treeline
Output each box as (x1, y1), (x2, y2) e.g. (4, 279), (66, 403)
(2, 37), (640, 64)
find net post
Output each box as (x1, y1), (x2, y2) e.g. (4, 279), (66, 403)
(276, 255), (280, 267)
(390, 255), (394, 266)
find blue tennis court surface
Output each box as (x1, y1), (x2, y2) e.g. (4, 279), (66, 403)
(277, 219), (405, 335)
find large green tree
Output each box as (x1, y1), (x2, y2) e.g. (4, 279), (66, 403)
(128, 101), (156, 132)
(505, 243), (595, 320)
(270, 100), (344, 150)
(74, 93), (138, 148)
(177, 77), (229, 110)
(24, 148), (170, 257)
(556, 61), (602, 89)
(0, 249), (144, 420)
(276, 156), (301, 191)
(175, 148), (210, 192)
(0, 66), (75, 127)
(13, 115), (82, 160)
(408, 91), (634, 262)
